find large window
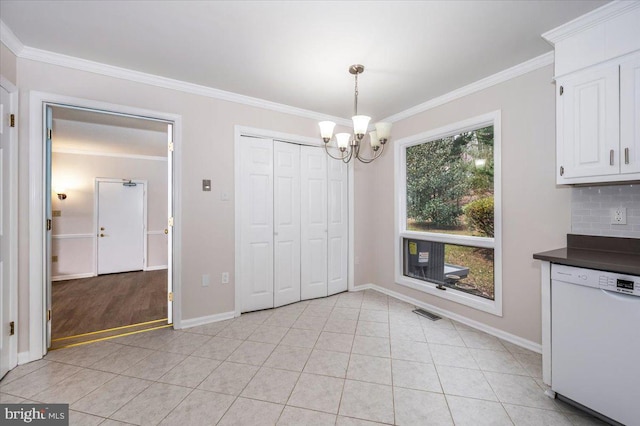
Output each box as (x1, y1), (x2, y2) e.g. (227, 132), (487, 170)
(394, 111), (502, 315)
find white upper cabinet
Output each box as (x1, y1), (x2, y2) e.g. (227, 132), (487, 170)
(557, 64), (620, 181)
(620, 54), (640, 175)
(544, 2), (640, 185)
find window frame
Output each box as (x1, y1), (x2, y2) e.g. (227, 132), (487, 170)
(394, 110), (502, 316)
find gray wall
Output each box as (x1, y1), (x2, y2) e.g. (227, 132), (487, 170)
(571, 185), (640, 238)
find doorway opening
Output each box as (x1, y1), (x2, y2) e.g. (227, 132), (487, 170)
(47, 105), (173, 349)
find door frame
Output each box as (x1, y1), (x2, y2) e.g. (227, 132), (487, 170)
(94, 178), (148, 275)
(27, 91), (182, 362)
(233, 125), (355, 317)
(0, 75), (19, 373)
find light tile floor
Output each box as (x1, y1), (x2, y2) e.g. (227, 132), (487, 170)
(0, 290), (607, 425)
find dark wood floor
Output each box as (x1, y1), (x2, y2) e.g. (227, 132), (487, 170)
(52, 270), (168, 339)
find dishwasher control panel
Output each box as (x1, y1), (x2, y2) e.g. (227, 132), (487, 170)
(598, 275), (640, 296)
(551, 264), (640, 297)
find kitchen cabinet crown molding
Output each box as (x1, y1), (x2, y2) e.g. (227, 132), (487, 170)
(542, 1), (640, 46)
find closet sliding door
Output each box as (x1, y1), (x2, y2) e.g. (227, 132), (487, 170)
(300, 146), (328, 300)
(273, 142), (301, 307)
(239, 136), (274, 312)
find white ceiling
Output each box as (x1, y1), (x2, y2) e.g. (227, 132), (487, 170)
(1, 1), (608, 120)
(52, 106), (168, 157)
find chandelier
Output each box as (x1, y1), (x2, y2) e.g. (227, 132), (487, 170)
(319, 64), (392, 163)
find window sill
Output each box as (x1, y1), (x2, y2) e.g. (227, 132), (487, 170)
(395, 274), (503, 317)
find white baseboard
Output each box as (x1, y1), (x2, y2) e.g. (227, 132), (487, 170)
(177, 310), (236, 329)
(52, 272), (95, 282)
(18, 351), (40, 365)
(352, 283), (542, 354)
(144, 265), (168, 271)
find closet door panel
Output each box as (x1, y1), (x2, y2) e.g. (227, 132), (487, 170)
(300, 146), (328, 300)
(239, 136), (274, 312)
(327, 159), (348, 295)
(274, 142), (301, 307)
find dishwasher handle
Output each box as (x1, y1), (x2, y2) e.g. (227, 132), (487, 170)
(600, 288), (640, 301)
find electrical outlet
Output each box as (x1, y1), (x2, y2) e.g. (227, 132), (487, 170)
(202, 274), (210, 287)
(611, 207), (627, 225)
(221, 272), (229, 284)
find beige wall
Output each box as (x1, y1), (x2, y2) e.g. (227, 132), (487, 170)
(51, 152), (169, 278)
(1, 42), (17, 85)
(357, 65), (571, 344)
(15, 58), (328, 352)
(13, 51), (569, 352)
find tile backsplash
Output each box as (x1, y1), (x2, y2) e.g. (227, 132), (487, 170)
(572, 184), (640, 239)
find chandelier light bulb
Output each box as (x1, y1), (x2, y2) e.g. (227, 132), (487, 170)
(375, 122), (392, 143)
(335, 133), (351, 151)
(369, 131), (380, 150)
(352, 115), (371, 139)
(318, 121), (336, 142)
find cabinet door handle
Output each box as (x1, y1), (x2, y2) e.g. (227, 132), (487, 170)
(625, 148), (630, 165)
(610, 149), (615, 166)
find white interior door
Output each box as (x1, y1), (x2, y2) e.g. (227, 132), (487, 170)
(327, 159), (348, 295)
(97, 181), (145, 275)
(300, 146), (328, 300)
(239, 136), (274, 312)
(0, 85), (15, 377)
(273, 141), (301, 307)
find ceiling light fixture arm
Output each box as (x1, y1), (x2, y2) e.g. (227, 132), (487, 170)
(355, 143), (386, 164)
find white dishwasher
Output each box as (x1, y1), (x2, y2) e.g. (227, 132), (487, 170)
(551, 264), (640, 426)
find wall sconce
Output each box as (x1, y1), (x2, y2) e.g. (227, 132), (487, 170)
(54, 187), (67, 200)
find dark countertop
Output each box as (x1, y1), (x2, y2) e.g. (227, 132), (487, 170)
(533, 234), (640, 276)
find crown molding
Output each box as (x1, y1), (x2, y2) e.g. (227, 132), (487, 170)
(17, 44), (351, 126)
(0, 20), (24, 56)
(3, 17), (553, 128)
(382, 51), (554, 124)
(542, 0), (640, 45)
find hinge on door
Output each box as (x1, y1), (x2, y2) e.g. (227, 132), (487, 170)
(168, 292), (174, 302)
(168, 142), (174, 152)
(47, 310), (52, 321)
(46, 219), (52, 231)
(9, 321), (15, 336)
(10, 114), (15, 127)
(168, 217), (174, 227)
(47, 128), (52, 140)
(559, 86), (564, 96)
(560, 166), (564, 176)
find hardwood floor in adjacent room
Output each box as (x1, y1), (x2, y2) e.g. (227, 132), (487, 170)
(52, 270), (168, 339)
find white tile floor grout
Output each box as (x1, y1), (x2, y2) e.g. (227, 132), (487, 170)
(0, 289), (608, 425)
